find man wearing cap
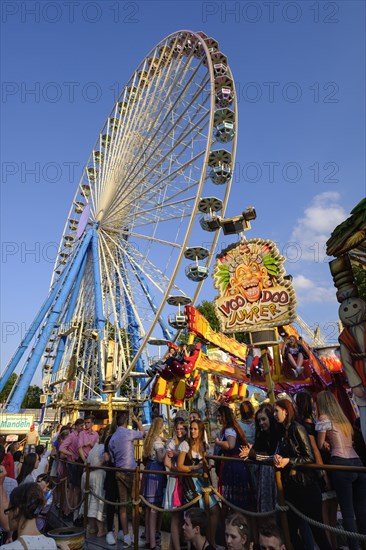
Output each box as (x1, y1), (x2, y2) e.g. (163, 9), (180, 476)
(25, 425), (39, 454)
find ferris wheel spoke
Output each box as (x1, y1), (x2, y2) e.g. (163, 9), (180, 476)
(101, 61), (210, 218)
(101, 229), (173, 296)
(122, 107), (212, 214)
(127, 128), (211, 221)
(103, 148), (206, 228)
(105, 76), (211, 218)
(124, 208), (193, 230)
(110, 232), (184, 299)
(99, 233), (146, 336)
(125, 248), (185, 298)
(118, 195), (196, 227)
(99, 236), (141, 361)
(101, 101), (210, 228)
(97, 44), (195, 209)
(114, 44), (201, 174)
(120, 231), (183, 249)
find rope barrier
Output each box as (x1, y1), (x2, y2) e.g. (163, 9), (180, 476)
(139, 492), (202, 512)
(285, 500), (366, 541)
(51, 475), (68, 487)
(88, 489), (133, 507)
(209, 485), (278, 518)
(62, 477), (85, 511)
(57, 454), (366, 544)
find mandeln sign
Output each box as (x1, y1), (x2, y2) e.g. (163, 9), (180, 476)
(0, 414), (34, 434)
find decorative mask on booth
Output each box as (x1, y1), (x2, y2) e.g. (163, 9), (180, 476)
(339, 297), (366, 327)
(213, 238), (296, 333)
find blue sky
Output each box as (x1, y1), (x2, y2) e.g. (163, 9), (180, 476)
(1, 0), (365, 384)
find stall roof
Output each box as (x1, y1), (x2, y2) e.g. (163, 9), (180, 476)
(326, 198), (366, 265)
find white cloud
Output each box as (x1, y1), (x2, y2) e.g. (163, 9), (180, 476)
(293, 274), (335, 304)
(290, 192), (347, 261)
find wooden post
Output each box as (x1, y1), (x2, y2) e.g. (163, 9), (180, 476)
(84, 462), (90, 531)
(275, 469), (292, 550)
(249, 330), (277, 404)
(166, 405), (172, 437)
(261, 349), (275, 404)
(203, 455), (212, 542)
(108, 393), (113, 423)
(133, 465), (140, 550)
(272, 327), (282, 380)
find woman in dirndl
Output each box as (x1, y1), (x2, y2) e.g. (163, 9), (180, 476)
(215, 405), (253, 510)
(163, 418), (187, 550)
(141, 417), (166, 550)
(177, 419), (219, 546)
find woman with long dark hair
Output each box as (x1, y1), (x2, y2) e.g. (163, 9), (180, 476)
(273, 399), (331, 550)
(17, 453), (39, 485)
(241, 399), (331, 548)
(316, 391), (366, 550)
(215, 405), (252, 510)
(240, 403), (279, 512)
(295, 390), (338, 549)
(0, 482), (58, 549)
(177, 420), (219, 545)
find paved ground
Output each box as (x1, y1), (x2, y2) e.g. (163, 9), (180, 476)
(85, 527), (170, 550)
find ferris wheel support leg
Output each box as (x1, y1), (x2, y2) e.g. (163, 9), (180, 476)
(122, 262), (151, 423)
(46, 251), (89, 405)
(133, 267), (172, 341)
(0, 273), (65, 394)
(7, 231), (93, 413)
(91, 229), (106, 396)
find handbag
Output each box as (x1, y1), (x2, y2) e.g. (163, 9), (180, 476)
(182, 455), (200, 504)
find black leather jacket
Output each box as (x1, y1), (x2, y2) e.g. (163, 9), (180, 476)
(249, 421), (315, 484)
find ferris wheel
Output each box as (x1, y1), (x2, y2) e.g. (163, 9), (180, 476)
(1, 30), (238, 414)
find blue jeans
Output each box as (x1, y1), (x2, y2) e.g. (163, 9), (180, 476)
(331, 456), (366, 550)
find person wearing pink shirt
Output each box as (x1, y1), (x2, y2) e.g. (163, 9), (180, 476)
(78, 416), (99, 463)
(316, 391), (366, 550)
(59, 418), (85, 517)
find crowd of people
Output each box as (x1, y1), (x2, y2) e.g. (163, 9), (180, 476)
(1, 390), (366, 550)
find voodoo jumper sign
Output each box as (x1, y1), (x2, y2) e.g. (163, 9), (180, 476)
(213, 238), (297, 333)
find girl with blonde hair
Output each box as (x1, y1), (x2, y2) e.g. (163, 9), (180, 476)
(225, 513), (252, 550)
(316, 390), (366, 550)
(141, 417), (166, 550)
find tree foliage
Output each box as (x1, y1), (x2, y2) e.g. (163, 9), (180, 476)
(197, 300), (221, 332)
(353, 265), (366, 302)
(21, 385), (43, 408)
(0, 373), (17, 404)
(0, 374), (42, 409)
(196, 300), (249, 344)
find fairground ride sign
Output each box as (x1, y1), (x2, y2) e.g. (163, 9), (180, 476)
(213, 238), (297, 333)
(0, 414), (34, 434)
